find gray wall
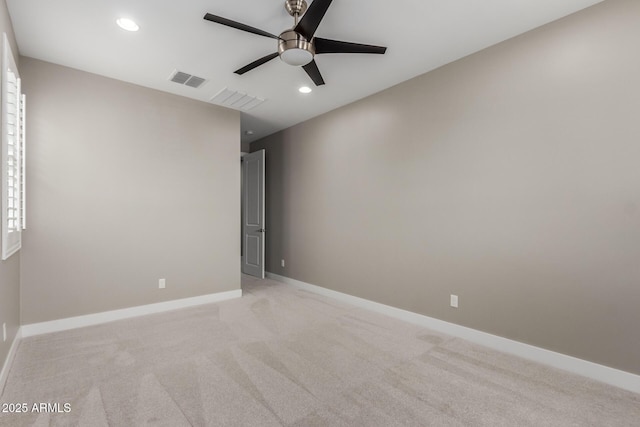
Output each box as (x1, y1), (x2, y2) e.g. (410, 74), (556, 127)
(252, 0), (640, 375)
(0, 0), (20, 371)
(20, 58), (241, 324)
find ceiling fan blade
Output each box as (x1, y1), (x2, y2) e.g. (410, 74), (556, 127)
(234, 52), (279, 75)
(204, 13), (279, 39)
(294, 0), (334, 40)
(314, 38), (387, 55)
(302, 60), (325, 86)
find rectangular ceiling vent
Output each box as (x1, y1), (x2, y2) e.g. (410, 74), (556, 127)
(210, 88), (266, 111)
(168, 70), (207, 89)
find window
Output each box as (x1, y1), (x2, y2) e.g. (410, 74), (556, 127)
(2, 33), (25, 260)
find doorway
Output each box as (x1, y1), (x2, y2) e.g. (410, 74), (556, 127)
(241, 150), (265, 278)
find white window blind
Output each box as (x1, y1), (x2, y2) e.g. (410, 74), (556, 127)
(20, 93), (26, 229)
(2, 33), (24, 260)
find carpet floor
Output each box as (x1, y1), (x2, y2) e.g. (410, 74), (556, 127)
(1, 275), (638, 426)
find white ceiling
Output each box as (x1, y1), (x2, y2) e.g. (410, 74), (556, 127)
(7, 0), (603, 143)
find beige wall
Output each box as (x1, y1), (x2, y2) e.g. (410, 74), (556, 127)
(0, 0), (20, 372)
(252, 0), (640, 375)
(20, 58), (241, 324)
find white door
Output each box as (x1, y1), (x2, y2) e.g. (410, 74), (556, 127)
(242, 150), (265, 278)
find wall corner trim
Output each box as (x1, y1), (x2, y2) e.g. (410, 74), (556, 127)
(21, 289), (243, 338)
(0, 327), (22, 398)
(266, 272), (640, 394)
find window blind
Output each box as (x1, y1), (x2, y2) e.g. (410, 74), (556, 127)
(20, 93), (26, 229)
(2, 33), (24, 260)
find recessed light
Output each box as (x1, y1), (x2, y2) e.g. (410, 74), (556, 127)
(116, 18), (139, 32)
(299, 86), (312, 94)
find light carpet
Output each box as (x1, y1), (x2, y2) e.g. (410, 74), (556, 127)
(0, 275), (638, 426)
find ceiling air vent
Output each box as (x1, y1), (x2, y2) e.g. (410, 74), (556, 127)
(210, 88), (266, 111)
(168, 70), (207, 89)
(185, 76), (206, 88)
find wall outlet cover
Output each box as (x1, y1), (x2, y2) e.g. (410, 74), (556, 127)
(450, 295), (459, 308)
(159, 278), (166, 289)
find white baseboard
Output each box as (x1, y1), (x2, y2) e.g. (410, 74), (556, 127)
(266, 272), (640, 394)
(0, 327), (22, 397)
(21, 289), (243, 338)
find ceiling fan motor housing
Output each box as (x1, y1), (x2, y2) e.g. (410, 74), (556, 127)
(278, 30), (315, 66)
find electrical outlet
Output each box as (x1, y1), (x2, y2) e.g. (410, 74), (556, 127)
(3, 323), (6, 342)
(450, 295), (459, 308)
(159, 278), (166, 289)
(281, 259), (285, 268)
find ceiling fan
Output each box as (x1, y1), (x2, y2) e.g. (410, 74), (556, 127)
(203, 0), (387, 86)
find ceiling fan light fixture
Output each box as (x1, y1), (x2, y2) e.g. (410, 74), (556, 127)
(278, 30), (314, 66)
(116, 18), (139, 32)
(280, 48), (314, 66)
